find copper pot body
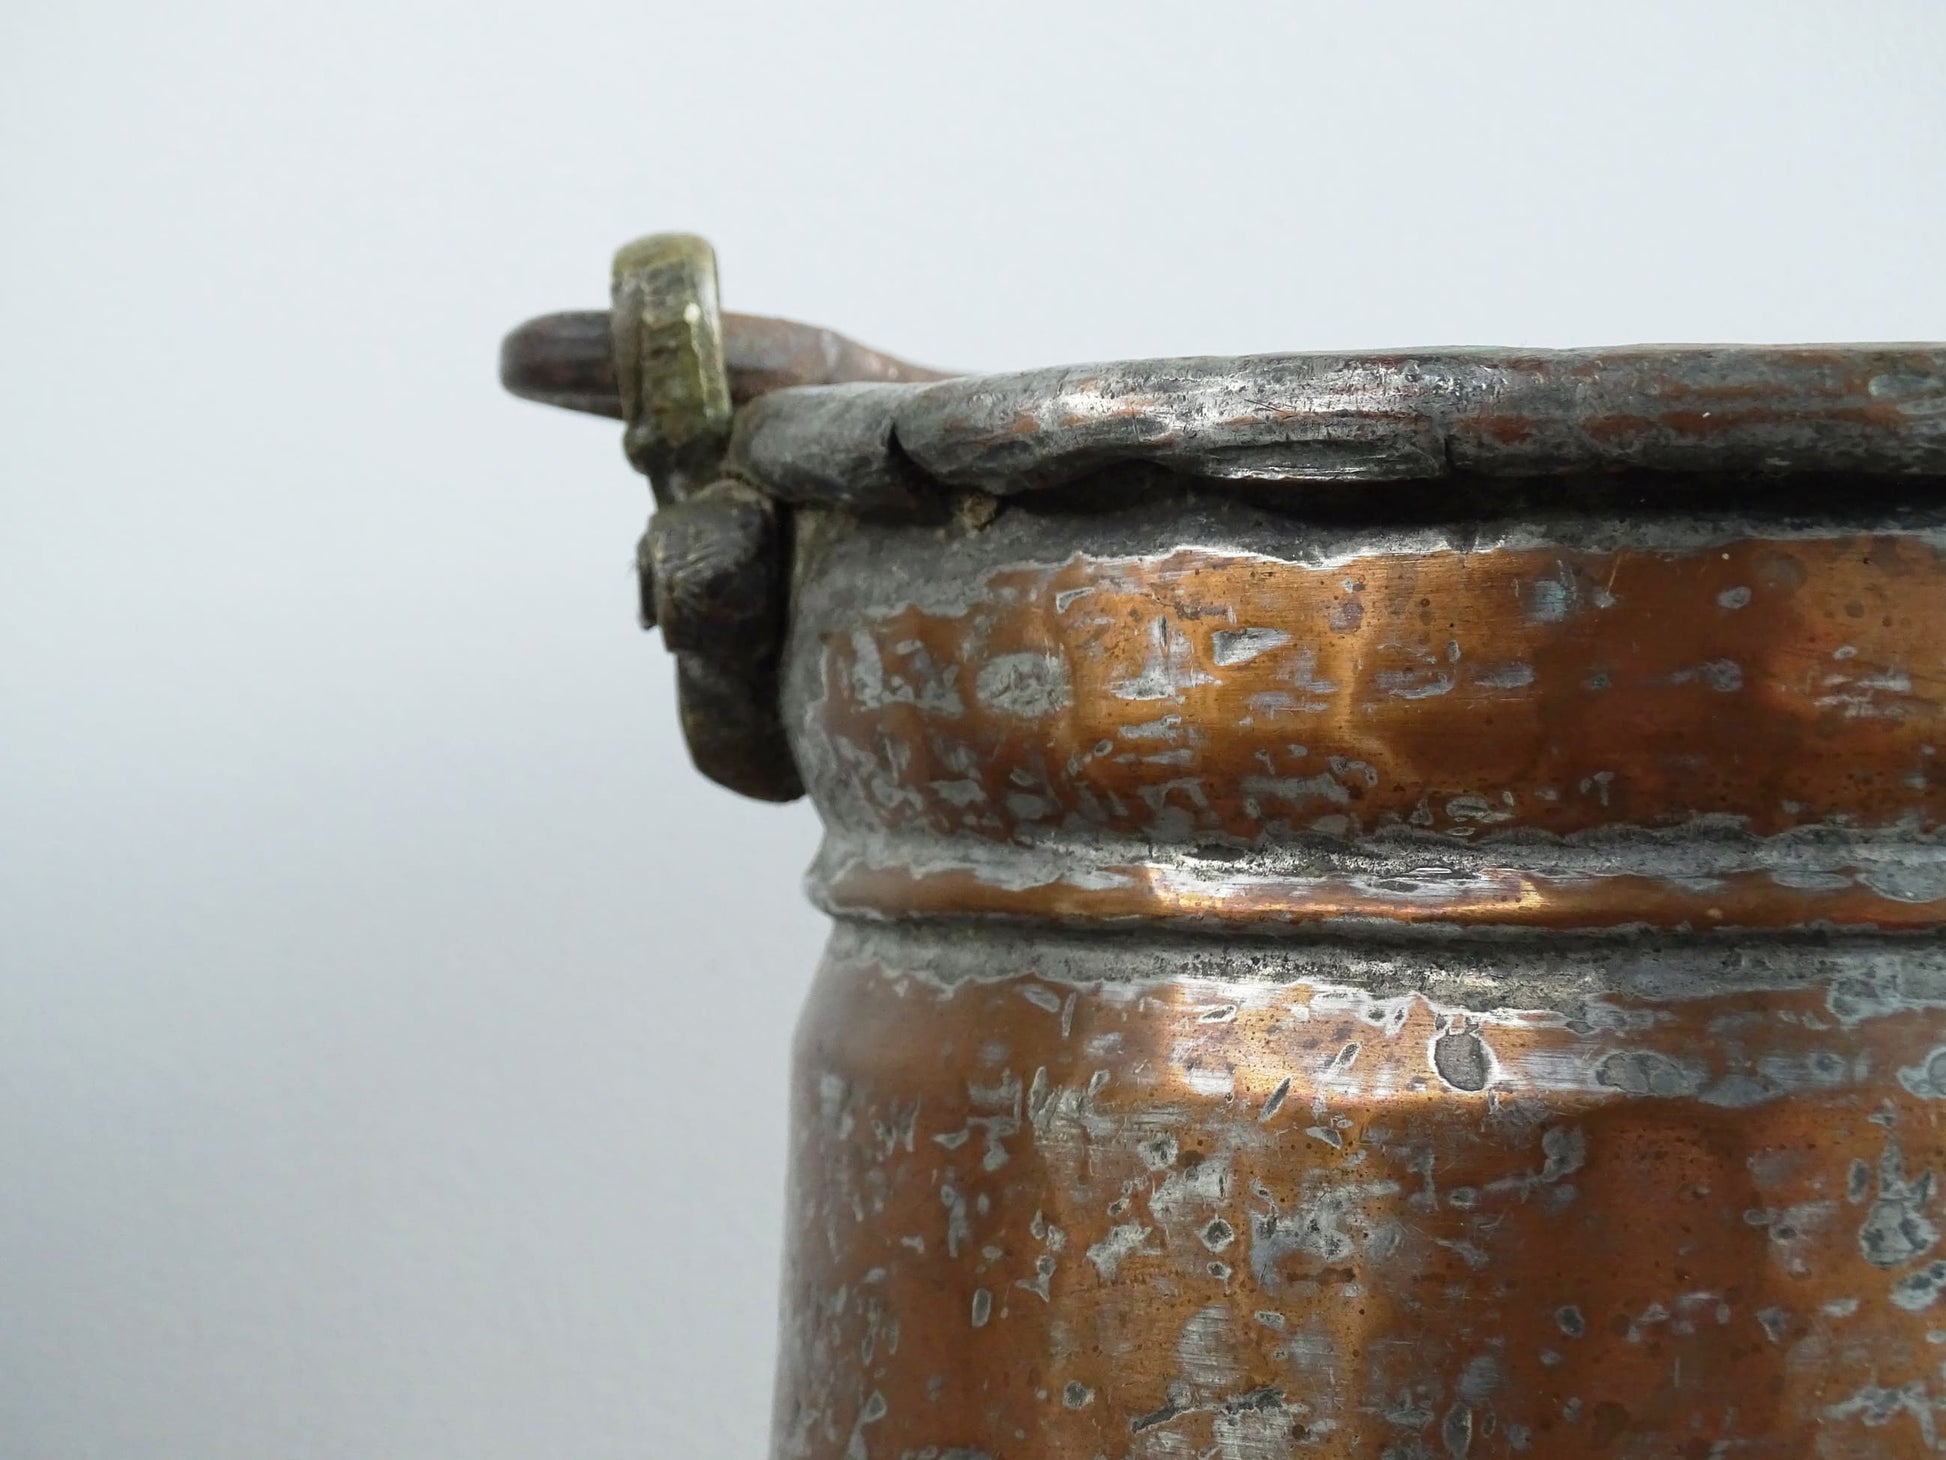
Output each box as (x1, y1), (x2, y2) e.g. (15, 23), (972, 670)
(771, 487), (1946, 1459)
(499, 255), (1946, 1457)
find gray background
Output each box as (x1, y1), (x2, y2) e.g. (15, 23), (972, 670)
(5, 2), (1944, 1456)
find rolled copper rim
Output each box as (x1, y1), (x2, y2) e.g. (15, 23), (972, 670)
(792, 525), (1946, 934)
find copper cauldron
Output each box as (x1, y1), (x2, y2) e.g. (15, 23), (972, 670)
(504, 233), (1946, 1459)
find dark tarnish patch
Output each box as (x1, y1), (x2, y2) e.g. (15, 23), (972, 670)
(1260, 1075), (1292, 1122)
(973, 651), (1072, 718)
(1130, 1387), (1191, 1433)
(1432, 1028), (1491, 1092)
(1224, 1385), (1289, 1414)
(1458, 1353), (1505, 1406)
(1822, 1382), (1939, 1446)
(1850, 1158), (1873, 1204)
(1892, 1260), (1946, 1311)
(1595, 1049), (1701, 1097)
(1541, 1126), (1587, 1182)
(1898, 1046), (1946, 1099)
(1858, 1141), (1940, 1268)
(841, 1390), (888, 1460)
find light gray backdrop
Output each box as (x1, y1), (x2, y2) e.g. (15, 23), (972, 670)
(4, 3), (1944, 1456)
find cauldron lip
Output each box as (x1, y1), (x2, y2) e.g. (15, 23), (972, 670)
(499, 308), (1946, 505)
(723, 343), (1946, 511)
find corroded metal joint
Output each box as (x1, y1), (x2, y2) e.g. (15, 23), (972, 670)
(643, 478), (799, 801)
(502, 234), (947, 801)
(608, 234), (794, 799)
(643, 480), (784, 658)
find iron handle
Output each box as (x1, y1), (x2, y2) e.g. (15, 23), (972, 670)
(499, 308), (949, 420)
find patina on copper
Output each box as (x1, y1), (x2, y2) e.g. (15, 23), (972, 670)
(783, 924), (1946, 1460)
(504, 236), (1946, 1457)
(777, 485), (1946, 1458)
(799, 524), (1946, 932)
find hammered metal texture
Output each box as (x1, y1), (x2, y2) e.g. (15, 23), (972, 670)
(771, 480), (1946, 1460)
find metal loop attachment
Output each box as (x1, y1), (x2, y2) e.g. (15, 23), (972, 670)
(605, 234), (801, 801)
(610, 233), (734, 502)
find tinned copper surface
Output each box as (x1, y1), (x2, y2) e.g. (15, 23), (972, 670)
(798, 513), (1946, 933)
(771, 487), (1946, 1459)
(779, 926), (1946, 1459)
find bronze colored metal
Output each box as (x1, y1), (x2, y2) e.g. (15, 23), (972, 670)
(610, 232), (735, 500)
(498, 310), (950, 419)
(503, 236), (1946, 1457)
